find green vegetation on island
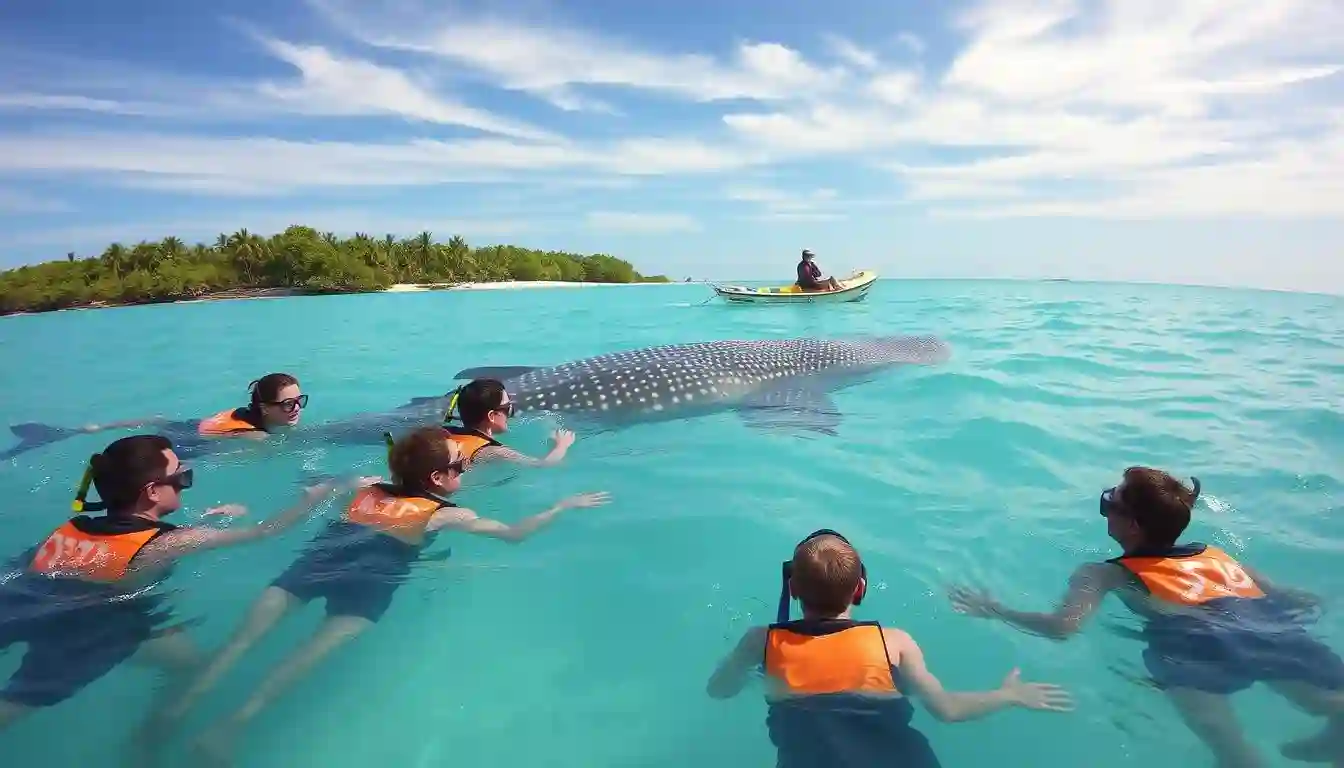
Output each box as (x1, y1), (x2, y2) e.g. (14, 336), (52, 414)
(0, 225), (670, 315)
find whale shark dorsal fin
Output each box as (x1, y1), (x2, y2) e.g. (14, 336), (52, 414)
(736, 388), (843, 437)
(451, 366), (539, 381)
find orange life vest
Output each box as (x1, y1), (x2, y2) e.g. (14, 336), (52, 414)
(1115, 544), (1266, 606)
(343, 484), (449, 546)
(198, 407), (263, 437)
(764, 620), (899, 696)
(29, 518), (166, 583)
(442, 425), (501, 460)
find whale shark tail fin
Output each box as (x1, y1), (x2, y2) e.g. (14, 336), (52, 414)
(451, 366), (539, 381)
(1, 423), (78, 461)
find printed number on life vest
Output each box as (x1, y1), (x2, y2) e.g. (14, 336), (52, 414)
(36, 532), (111, 570)
(354, 496), (423, 521)
(1173, 559), (1256, 601)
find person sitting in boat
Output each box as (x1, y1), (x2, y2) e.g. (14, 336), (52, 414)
(796, 250), (841, 292)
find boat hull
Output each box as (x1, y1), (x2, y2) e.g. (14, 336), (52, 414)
(711, 270), (878, 304)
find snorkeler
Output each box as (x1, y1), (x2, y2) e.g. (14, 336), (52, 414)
(708, 529), (1073, 768)
(948, 467), (1344, 768)
(1, 373), (308, 460)
(0, 434), (363, 763)
(443, 378), (575, 467)
(164, 426), (609, 765)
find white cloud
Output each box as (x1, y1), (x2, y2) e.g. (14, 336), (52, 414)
(896, 33), (927, 56)
(720, 0), (1344, 218)
(252, 38), (560, 141)
(585, 211), (700, 233)
(0, 92), (159, 116)
(1, 0), (1342, 237)
(310, 1), (848, 106)
(824, 35), (879, 70)
(726, 185), (845, 218)
(0, 132), (762, 194)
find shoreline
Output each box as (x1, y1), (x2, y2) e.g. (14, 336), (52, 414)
(1, 280), (674, 317)
(384, 280), (671, 292)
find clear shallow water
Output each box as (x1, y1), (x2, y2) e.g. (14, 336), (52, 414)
(0, 280), (1341, 768)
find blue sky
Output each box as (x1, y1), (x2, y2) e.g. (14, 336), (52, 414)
(1, 0), (1341, 292)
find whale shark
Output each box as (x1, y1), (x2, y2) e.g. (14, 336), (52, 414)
(1, 335), (949, 462)
(452, 334), (951, 436)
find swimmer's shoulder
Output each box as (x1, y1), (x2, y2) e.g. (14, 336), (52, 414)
(879, 626), (918, 667)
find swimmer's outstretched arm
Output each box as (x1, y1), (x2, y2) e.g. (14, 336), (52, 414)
(425, 491), (609, 543)
(949, 562), (1125, 640)
(706, 626), (768, 699)
(476, 429), (575, 467)
(132, 477), (374, 565)
(886, 629), (1073, 721)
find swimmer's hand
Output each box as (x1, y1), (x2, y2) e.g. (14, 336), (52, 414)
(557, 491), (610, 509)
(551, 429), (576, 450)
(948, 585), (1001, 618)
(202, 504), (248, 519)
(999, 669), (1074, 712)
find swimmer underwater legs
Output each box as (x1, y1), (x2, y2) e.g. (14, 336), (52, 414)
(182, 587), (374, 767)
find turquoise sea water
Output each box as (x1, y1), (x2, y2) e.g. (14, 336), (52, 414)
(0, 280), (1341, 768)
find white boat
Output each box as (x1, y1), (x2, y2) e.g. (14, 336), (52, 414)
(710, 270), (879, 304)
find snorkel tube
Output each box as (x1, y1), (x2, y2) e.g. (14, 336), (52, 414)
(442, 387), (463, 425)
(71, 456), (105, 513)
(777, 528), (868, 623)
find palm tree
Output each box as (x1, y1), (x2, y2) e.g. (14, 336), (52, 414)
(101, 243), (128, 278)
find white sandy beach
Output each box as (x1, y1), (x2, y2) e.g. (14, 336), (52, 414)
(384, 280), (669, 292)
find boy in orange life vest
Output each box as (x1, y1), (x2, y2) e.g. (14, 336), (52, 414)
(171, 426), (609, 765)
(0, 435), (353, 751)
(708, 530), (1073, 768)
(949, 467), (1344, 768)
(444, 378), (575, 467)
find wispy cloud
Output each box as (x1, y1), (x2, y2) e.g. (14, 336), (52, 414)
(895, 32), (927, 56)
(311, 0), (848, 106)
(0, 133), (761, 194)
(824, 35), (879, 71)
(585, 211), (700, 233)
(0, 0), (1341, 255)
(0, 189), (72, 214)
(725, 185), (845, 218)
(252, 37), (560, 141)
(720, 0), (1344, 216)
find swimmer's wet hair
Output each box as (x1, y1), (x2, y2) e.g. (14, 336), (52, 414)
(248, 373), (299, 409)
(389, 426), (464, 495)
(1120, 467), (1197, 547)
(91, 434), (174, 516)
(791, 534), (863, 615)
(455, 379), (507, 426)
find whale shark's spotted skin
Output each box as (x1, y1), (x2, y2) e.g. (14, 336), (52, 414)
(0, 336), (950, 462)
(469, 335), (951, 432)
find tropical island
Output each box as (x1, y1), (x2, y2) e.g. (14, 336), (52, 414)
(0, 225), (670, 316)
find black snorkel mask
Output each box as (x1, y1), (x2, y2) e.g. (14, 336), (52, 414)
(1099, 476), (1202, 518)
(777, 528), (868, 623)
